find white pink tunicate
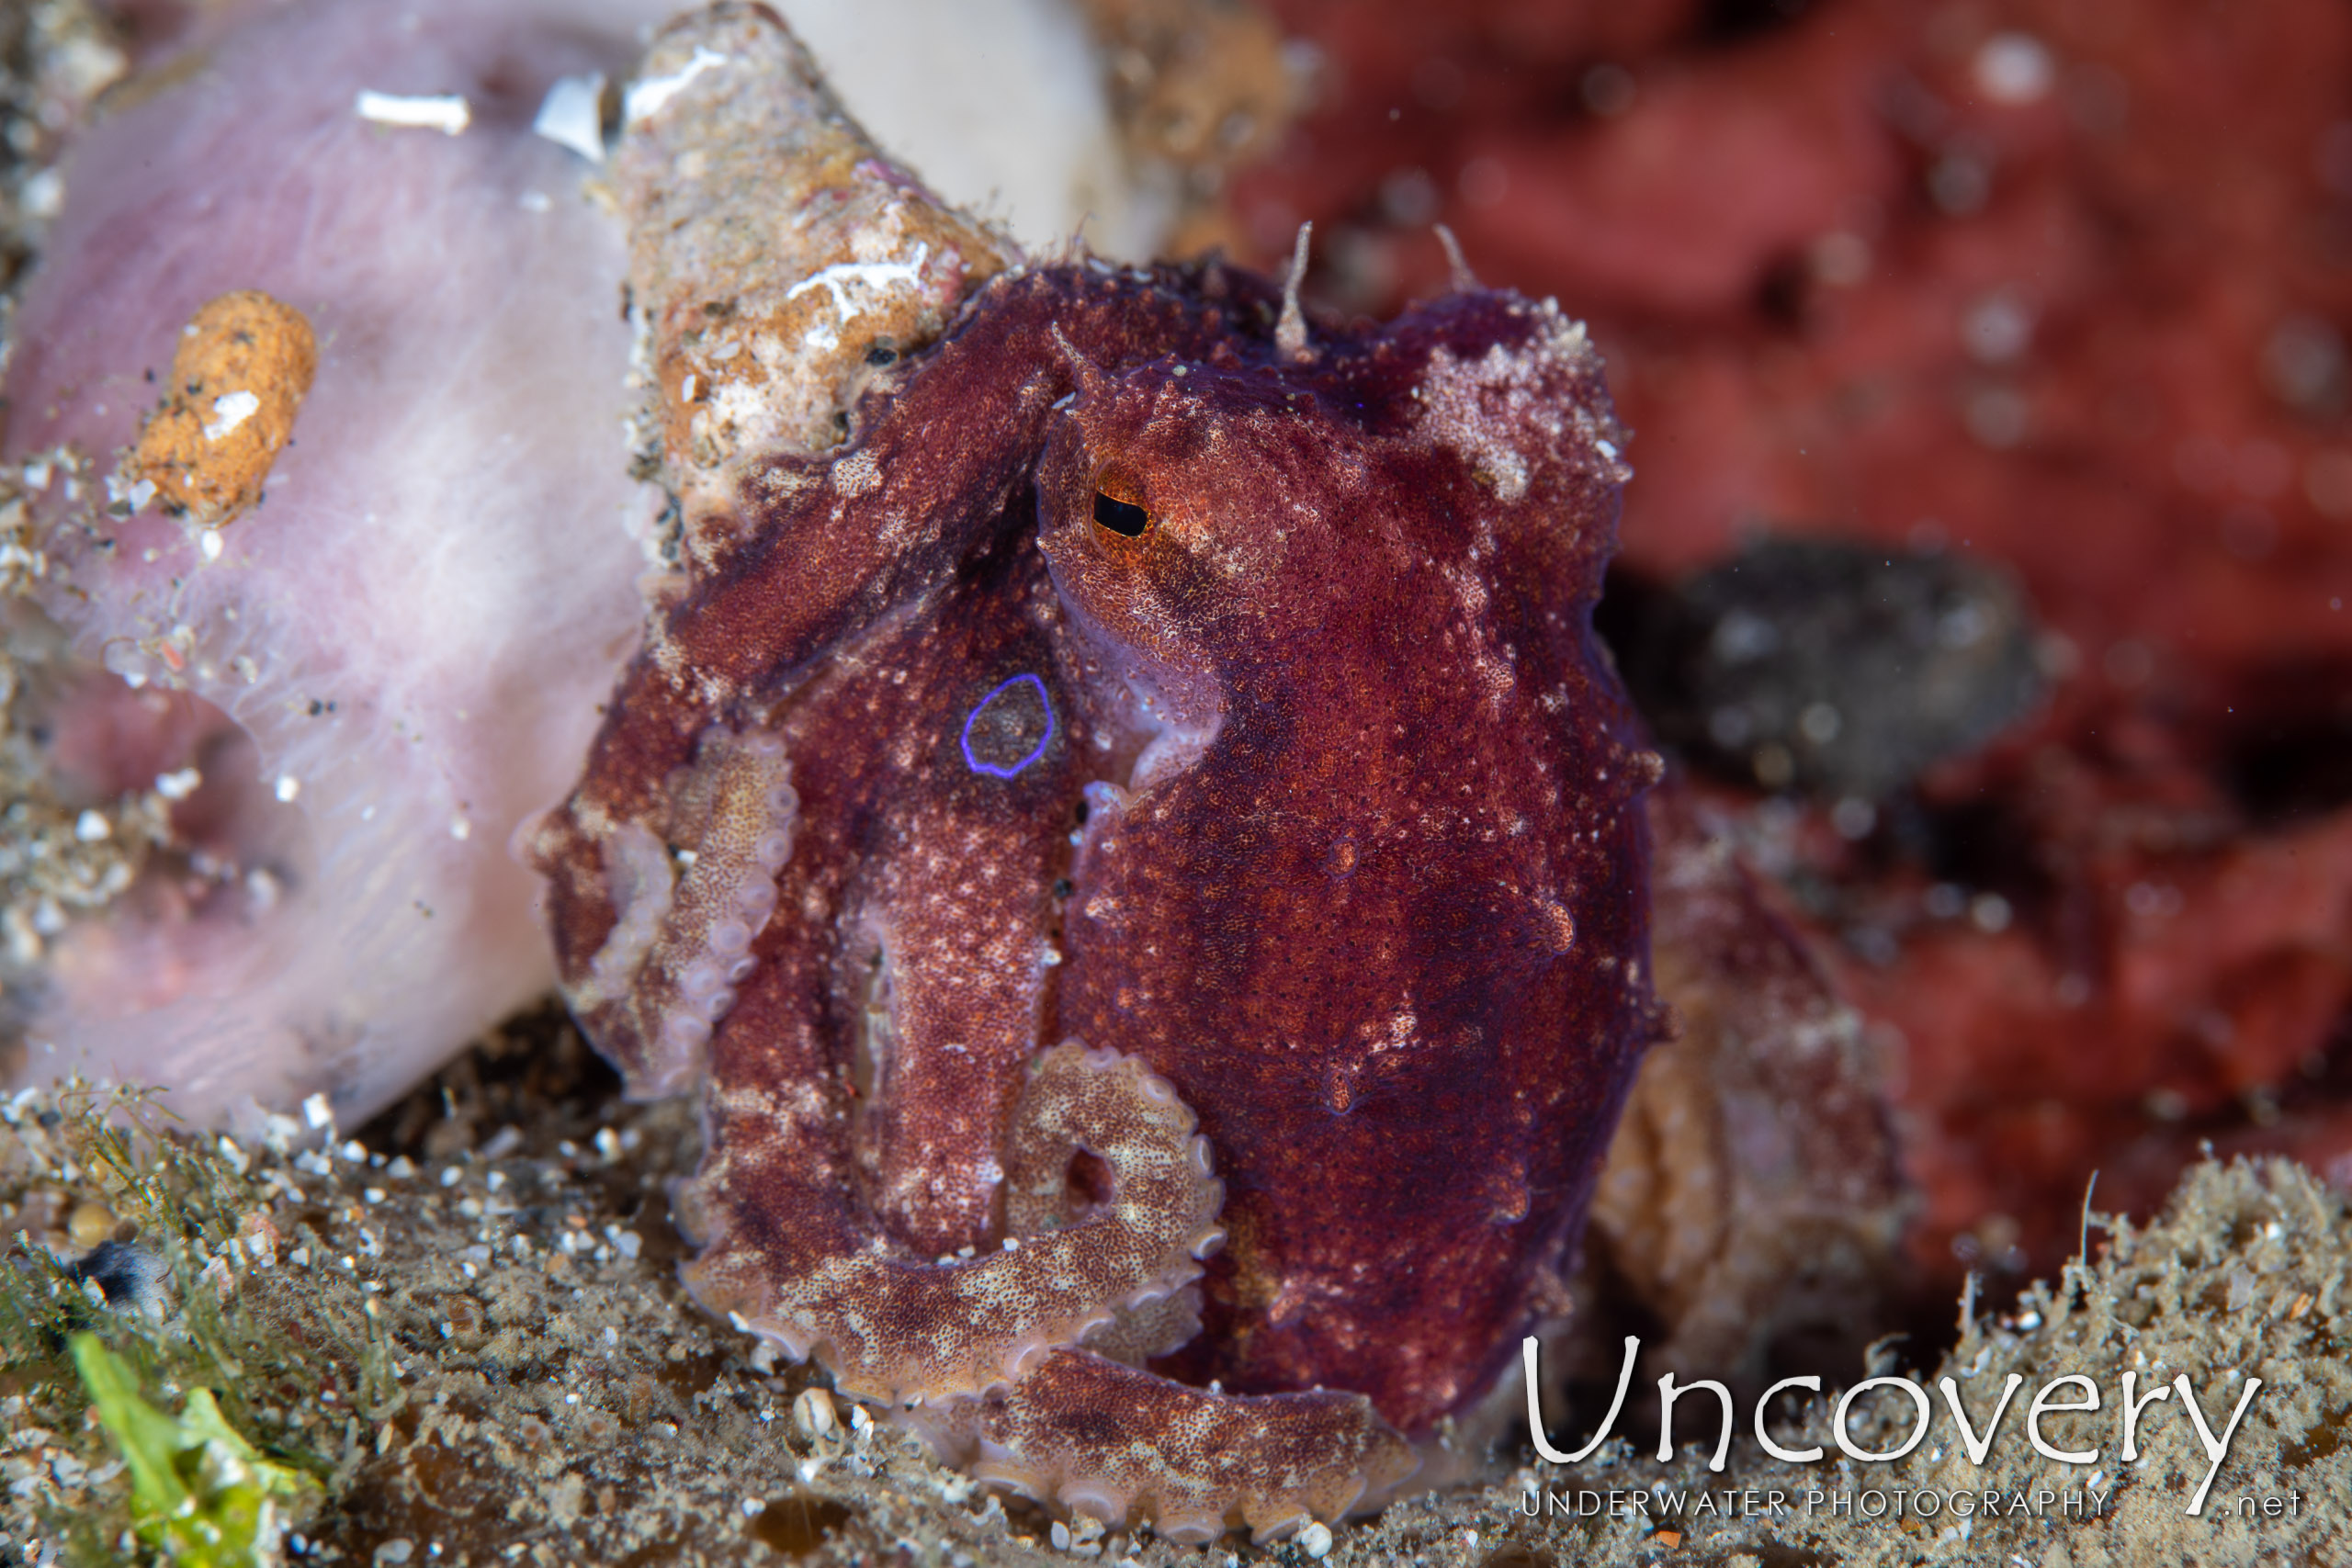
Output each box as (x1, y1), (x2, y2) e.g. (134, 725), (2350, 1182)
(4, 0), (670, 1128)
(2, 0), (1158, 1128)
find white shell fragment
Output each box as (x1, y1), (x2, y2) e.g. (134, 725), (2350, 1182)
(623, 45), (729, 124)
(532, 73), (607, 163)
(201, 389), (261, 442)
(354, 90), (472, 135)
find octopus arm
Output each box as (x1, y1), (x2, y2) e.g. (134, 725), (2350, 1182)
(966, 1350), (1418, 1546)
(713, 1040), (1415, 1542)
(682, 1043), (1227, 1404)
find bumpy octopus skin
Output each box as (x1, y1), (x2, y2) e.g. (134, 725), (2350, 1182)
(531, 257), (1658, 1536)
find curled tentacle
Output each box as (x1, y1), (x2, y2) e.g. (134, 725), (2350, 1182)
(562, 724), (796, 1096)
(841, 1043), (1415, 1541)
(689, 1042), (1221, 1404)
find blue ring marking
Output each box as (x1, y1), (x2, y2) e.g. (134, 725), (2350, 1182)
(960, 672), (1057, 779)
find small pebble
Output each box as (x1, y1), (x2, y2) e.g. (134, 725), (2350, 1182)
(66, 1201), (114, 1249)
(793, 1387), (839, 1445)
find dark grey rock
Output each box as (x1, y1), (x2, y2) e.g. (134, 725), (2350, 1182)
(1612, 536), (2045, 801)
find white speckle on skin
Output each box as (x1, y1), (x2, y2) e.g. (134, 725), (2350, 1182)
(1415, 342), (1571, 502)
(832, 448), (883, 498)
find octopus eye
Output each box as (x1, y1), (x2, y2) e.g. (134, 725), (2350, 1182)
(1091, 491), (1152, 538)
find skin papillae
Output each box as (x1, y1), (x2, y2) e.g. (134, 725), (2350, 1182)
(530, 251), (1659, 1539)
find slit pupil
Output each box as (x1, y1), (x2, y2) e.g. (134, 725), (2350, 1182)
(1092, 492), (1151, 537)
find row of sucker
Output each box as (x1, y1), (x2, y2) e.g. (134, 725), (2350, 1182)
(589, 726), (796, 1097)
(573, 822), (674, 1013)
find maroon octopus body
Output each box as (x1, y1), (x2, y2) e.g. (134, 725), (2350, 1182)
(531, 257), (1658, 1538)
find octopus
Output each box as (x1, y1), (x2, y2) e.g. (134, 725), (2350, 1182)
(526, 4), (1661, 1543)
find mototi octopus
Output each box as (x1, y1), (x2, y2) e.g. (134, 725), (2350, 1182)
(530, 241), (1662, 1536)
